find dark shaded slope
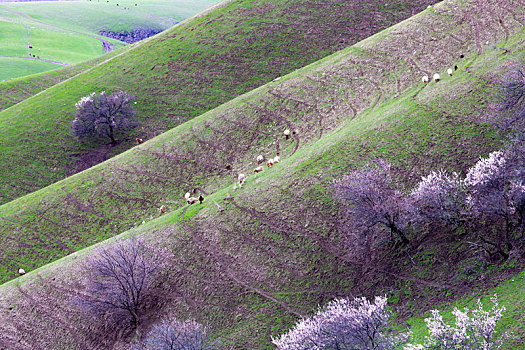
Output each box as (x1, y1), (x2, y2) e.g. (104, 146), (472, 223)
(0, 0), (436, 204)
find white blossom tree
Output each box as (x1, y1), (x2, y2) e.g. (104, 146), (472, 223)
(406, 295), (507, 350)
(410, 170), (466, 230)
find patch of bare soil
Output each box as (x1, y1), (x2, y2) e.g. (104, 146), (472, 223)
(68, 143), (113, 176)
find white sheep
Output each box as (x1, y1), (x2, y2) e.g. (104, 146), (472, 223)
(267, 159), (275, 168)
(18, 268), (25, 276)
(238, 173), (246, 186)
(185, 192), (191, 200)
(253, 166), (264, 173)
(256, 155), (264, 164)
(159, 205), (166, 214)
(421, 75), (429, 83)
(186, 197), (198, 205)
(273, 155), (281, 163)
(447, 68), (453, 76)
(284, 129), (291, 139)
(433, 73), (441, 82)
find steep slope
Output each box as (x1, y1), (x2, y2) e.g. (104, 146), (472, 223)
(0, 0), (519, 283)
(0, 0), (436, 204)
(1, 1), (524, 349)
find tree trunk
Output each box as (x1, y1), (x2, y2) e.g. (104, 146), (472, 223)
(390, 225), (409, 245)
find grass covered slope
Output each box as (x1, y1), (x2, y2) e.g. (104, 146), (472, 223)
(0, 0), (436, 205)
(0, 49), (129, 112)
(0, 0), (520, 283)
(0, 0), (218, 34)
(0, 4), (524, 348)
(1, 0), (525, 345)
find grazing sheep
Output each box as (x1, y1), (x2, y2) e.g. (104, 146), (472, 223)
(433, 73), (441, 82)
(18, 268), (25, 276)
(199, 194), (204, 204)
(421, 75), (429, 83)
(273, 155), (281, 163)
(267, 159), (275, 168)
(284, 129), (291, 139)
(447, 68), (453, 76)
(185, 192), (191, 200)
(238, 173), (246, 186)
(136, 137), (143, 144)
(256, 155), (264, 164)
(159, 205), (166, 214)
(186, 197), (198, 205)
(253, 166), (264, 173)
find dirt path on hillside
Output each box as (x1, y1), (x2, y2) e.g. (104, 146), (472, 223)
(0, 54), (68, 65)
(1, 6), (115, 54)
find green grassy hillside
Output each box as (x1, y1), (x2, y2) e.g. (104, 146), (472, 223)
(0, 49), (127, 111)
(0, 0), (218, 80)
(0, 0), (218, 34)
(1, 0), (524, 348)
(0, 0), (436, 205)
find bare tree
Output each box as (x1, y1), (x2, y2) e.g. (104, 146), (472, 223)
(135, 318), (220, 350)
(75, 238), (165, 337)
(334, 160), (411, 252)
(71, 91), (138, 144)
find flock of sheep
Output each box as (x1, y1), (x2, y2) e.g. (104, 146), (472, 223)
(421, 65), (457, 83)
(237, 128), (290, 187)
(16, 62), (458, 276)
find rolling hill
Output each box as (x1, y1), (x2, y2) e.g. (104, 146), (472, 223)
(0, 0), (436, 205)
(0, 0), (218, 80)
(1, 0), (524, 348)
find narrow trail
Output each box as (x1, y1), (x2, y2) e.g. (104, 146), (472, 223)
(1, 6), (114, 54)
(180, 206), (306, 317)
(0, 55), (68, 66)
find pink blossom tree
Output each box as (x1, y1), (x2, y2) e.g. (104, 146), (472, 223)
(273, 296), (406, 350)
(334, 160), (411, 252)
(71, 91), (138, 144)
(410, 170), (466, 231)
